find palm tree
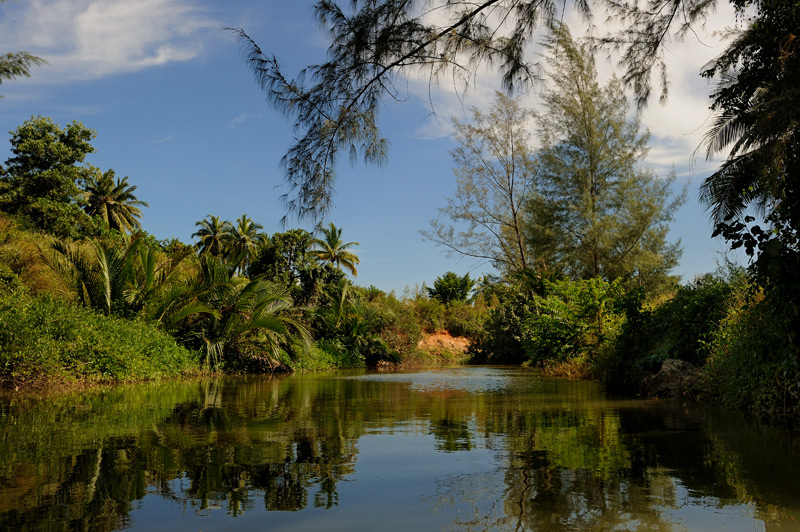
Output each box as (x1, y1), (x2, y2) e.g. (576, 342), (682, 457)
(40, 233), (191, 316)
(192, 215), (232, 257)
(311, 222), (360, 276)
(83, 169), (149, 233)
(699, 3), (800, 227)
(225, 214), (266, 274)
(152, 255), (309, 370)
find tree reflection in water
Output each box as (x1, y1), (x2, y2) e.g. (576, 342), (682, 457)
(0, 369), (799, 532)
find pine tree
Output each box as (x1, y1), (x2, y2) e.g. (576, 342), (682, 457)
(526, 24), (684, 292)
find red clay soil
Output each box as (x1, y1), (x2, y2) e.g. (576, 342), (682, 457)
(417, 330), (470, 354)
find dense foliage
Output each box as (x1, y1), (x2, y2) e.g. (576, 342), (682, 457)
(0, 288), (198, 385)
(0, 176), (481, 385)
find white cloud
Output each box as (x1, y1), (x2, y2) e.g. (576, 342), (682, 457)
(153, 132), (174, 143)
(395, 1), (739, 175)
(0, 0), (216, 82)
(228, 112), (264, 129)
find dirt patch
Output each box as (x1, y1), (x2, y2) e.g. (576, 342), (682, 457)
(417, 330), (470, 354)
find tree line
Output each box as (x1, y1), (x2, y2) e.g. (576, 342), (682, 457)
(0, 115), (486, 382)
(1, 0), (797, 418)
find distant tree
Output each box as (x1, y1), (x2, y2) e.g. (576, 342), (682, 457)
(225, 214), (266, 274)
(249, 228), (314, 284)
(525, 25), (684, 292)
(311, 222), (360, 277)
(248, 228), (347, 306)
(192, 215), (232, 257)
(422, 92), (538, 277)
(427, 271), (474, 304)
(0, 116), (97, 237)
(83, 169), (148, 233)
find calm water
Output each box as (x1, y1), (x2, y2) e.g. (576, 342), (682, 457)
(1, 367), (799, 531)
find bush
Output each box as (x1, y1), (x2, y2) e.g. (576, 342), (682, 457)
(471, 277), (624, 366)
(0, 289), (199, 386)
(408, 296), (444, 332)
(360, 290), (423, 354)
(598, 269), (742, 393)
(704, 288), (800, 418)
(440, 301), (484, 338)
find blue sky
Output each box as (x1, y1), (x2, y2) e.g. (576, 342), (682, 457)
(0, 0), (745, 294)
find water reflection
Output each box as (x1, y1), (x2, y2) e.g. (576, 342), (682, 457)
(0, 368), (799, 531)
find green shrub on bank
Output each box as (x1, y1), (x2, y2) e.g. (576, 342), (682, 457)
(472, 277), (623, 366)
(0, 289), (200, 385)
(597, 269), (741, 393)
(404, 294), (484, 339)
(704, 288), (800, 418)
(359, 288), (423, 355)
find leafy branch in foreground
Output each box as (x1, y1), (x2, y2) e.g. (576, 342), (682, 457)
(230, 0), (723, 222)
(1, 0), (47, 95)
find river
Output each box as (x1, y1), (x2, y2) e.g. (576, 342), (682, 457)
(1, 367), (799, 531)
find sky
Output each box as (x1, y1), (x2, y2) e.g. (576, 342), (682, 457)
(0, 0), (747, 295)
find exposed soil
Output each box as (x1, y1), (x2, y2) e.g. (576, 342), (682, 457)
(417, 330), (470, 355)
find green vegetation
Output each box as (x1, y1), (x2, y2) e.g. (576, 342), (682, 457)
(0, 288), (198, 386)
(311, 222), (360, 277)
(83, 169), (148, 233)
(0, 118), (484, 385)
(528, 25), (684, 292)
(1, 0), (798, 424)
(427, 271), (474, 305)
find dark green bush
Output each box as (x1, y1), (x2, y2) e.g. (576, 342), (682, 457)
(471, 277), (623, 366)
(705, 290), (800, 418)
(598, 270), (742, 393)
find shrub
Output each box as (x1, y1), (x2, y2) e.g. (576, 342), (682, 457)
(704, 288), (800, 418)
(471, 277), (624, 366)
(408, 296), (444, 333)
(598, 269), (743, 393)
(440, 301), (484, 338)
(0, 289), (199, 386)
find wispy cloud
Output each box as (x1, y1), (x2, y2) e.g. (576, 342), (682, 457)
(0, 0), (216, 82)
(153, 132), (174, 143)
(228, 112), (264, 129)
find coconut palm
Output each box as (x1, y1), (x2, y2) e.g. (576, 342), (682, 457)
(225, 214), (266, 274)
(699, 3), (800, 227)
(40, 233), (191, 316)
(192, 215), (232, 257)
(311, 222), (360, 276)
(154, 255), (309, 370)
(83, 169), (149, 233)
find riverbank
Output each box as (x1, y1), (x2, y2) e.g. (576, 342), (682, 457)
(1, 213), (797, 420)
(0, 284), (472, 390)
